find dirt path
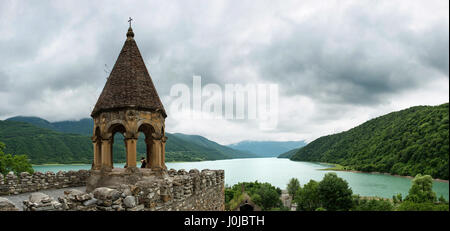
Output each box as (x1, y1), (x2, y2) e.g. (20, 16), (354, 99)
(2, 186), (86, 211)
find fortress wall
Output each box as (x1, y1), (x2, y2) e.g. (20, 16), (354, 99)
(1, 169), (224, 211)
(156, 169), (225, 211)
(0, 170), (90, 196)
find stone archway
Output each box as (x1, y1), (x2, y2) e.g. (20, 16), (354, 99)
(137, 123), (167, 170)
(137, 123), (154, 169)
(108, 123), (127, 169)
(240, 203), (254, 211)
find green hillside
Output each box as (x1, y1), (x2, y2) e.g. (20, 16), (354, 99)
(277, 148), (301, 159)
(1, 117), (255, 164)
(169, 133), (255, 159)
(0, 120), (93, 164)
(290, 103), (449, 180)
(7, 116), (94, 135)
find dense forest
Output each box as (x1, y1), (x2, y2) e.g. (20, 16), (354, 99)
(289, 103), (449, 180)
(0, 117), (255, 164)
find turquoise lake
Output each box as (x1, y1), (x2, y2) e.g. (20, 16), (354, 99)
(33, 157), (449, 200)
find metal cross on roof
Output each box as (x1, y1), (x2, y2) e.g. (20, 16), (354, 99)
(128, 17), (133, 27)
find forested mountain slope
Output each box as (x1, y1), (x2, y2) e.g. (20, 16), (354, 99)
(290, 103), (449, 180)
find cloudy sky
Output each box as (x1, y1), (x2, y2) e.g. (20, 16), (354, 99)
(0, 0), (448, 144)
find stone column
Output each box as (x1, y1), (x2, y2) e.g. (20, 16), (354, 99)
(92, 140), (102, 170)
(161, 136), (168, 169)
(125, 138), (137, 167)
(150, 138), (162, 170)
(101, 138), (113, 170)
(110, 138), (114, 168)
(145, 137), (152, 168)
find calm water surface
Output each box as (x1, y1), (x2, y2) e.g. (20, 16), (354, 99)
(33, 158), (449, 199)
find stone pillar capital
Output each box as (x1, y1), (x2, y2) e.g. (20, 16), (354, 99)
(161, 136), (168, 143)
(124, 137), (138, 141)
(124, 132), (138, 140)
(152, 133), (163, 140)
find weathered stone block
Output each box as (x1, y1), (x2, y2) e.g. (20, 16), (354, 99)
(123, 196), (136, 208)
(0, 197), (19, 211)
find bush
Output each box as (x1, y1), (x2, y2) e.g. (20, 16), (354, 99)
(0, 141), (34, 176)
(397, 201), (449, 211)
(352, 197), (394, 211)
(392, 193), (403, 204)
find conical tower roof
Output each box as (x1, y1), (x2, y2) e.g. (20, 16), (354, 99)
(91, 26), (166, 118)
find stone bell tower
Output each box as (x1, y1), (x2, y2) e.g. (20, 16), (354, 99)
(89, 24), (167, 175)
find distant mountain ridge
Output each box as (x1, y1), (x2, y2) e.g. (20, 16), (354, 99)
(277, 148), (301, 159)
(227, 140), (307, 157)
(288, 103), (449, 180)
(7, 116), (93, 135)
(2, 116), (256, 164)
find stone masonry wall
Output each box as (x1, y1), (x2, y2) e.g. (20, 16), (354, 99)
(158, 169), (225, 211)
(0, 170), (90, 196)
(17, 169), (224, 211)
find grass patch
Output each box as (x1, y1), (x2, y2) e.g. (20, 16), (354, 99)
(319, 163), (352, 171)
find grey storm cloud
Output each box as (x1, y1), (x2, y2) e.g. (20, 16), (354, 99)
(249, 2), (449, 105)
(0, 0), (448, 143)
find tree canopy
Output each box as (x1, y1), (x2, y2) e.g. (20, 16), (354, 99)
(225, 181), (283, 211)
(291, 173), (448, 211)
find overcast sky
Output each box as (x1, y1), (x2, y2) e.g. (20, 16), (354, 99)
(0, 0), (448, 144)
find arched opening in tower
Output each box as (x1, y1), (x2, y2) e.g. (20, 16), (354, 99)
(137, 123), (155, 169)
(240, 203), (254, 211)
(109, 124), (127, 168)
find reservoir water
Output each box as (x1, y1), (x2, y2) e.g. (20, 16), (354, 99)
(33, 158), (449, 200)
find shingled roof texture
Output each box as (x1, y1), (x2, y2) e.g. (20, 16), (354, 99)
(91, 28), (166, 117)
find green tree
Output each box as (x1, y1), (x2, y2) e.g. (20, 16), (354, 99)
(252, 183), (282, 210)
(287, 178), (301, 199)
(227, 181), (283, 211)
(318, 173), (353, 211)
(0, 141), (34, 176)
(404, 174), (437, 203)
(225, 186), (236, 204)
(352, 197), (393, 211)
(438, 195), (447, 203)
(392, 193), (403, 204)
(295, 179), (321, 211)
